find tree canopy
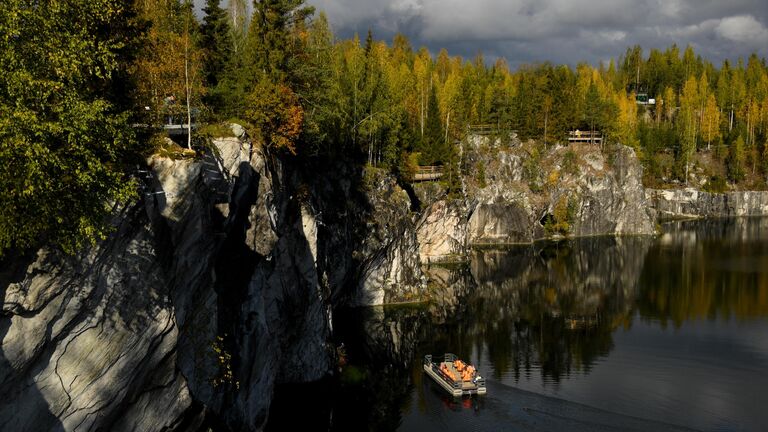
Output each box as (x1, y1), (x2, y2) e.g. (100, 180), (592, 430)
(0, 0), (143, 254)
(2, 0), (768, 256)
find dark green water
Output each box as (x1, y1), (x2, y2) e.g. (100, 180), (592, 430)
(268, 218), (768, 431)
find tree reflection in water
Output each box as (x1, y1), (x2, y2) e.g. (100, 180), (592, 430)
(452, 235), (651, 383)
(268, 217), (768, 431)
(637, 218), (768, 326)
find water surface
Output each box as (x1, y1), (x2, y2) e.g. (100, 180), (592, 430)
(268, 218), (768, 431)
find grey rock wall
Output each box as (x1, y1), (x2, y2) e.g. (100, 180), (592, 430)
(647, 188), (768, 218)
(352, 169), (426, 306)
(0, 132), (339, 431)
(569, 145), (656, 237)
(417, 144), (657, 262)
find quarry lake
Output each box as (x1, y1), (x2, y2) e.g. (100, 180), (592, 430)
(267, 218), (768, 432)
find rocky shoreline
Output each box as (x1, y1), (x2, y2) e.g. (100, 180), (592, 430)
(646, 188), (768, 219)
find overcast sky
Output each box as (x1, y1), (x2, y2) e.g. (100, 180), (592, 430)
(200, 0), (768, 67)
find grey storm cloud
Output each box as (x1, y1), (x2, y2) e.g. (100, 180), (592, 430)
(305, 0), (768, 66)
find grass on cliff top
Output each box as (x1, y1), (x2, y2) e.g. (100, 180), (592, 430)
(197, 122), (236, 139)
(148, 133), (196, 160)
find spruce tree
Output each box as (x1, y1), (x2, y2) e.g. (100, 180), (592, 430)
(239, 0), (315, 153)
(422, 84), (445, 165)
(247, 0), (315, 82)
(200, 0), (232, 97)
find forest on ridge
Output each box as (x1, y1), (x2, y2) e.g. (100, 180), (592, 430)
(2, 0), (768, 255)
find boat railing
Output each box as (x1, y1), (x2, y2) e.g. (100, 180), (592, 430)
(474, 375), (486, 388)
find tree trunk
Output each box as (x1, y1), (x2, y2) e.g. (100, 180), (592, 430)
(445, 111), (450, 144)
(184, 18), (192, 150)
(729, 107), (734, 132)
(420, 80), (424, 138)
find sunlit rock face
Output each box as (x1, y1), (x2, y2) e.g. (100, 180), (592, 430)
(0, 134), (252, 431)
(468, 200), (539, 244)
(569, 146), (657, 237)
(417, 200), (469, 262)
(647, 188), (768, 218)
(416, 142), (657, 262)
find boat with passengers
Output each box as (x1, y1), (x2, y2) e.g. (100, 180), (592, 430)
(423, 353), (487, 396)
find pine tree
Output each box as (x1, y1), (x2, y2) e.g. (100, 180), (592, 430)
(200, 0), (232, 112)
(248, 0), (315, 82)
(298, 12), (337, 153)
(422, 84), (445, 165)
(241, 0), (314, 153)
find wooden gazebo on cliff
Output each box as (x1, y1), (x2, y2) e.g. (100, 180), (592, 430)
(568, 130), (603, 145)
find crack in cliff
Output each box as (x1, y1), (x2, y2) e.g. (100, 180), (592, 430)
(59, 310), (177, 429)
(52, 320), (100, 414)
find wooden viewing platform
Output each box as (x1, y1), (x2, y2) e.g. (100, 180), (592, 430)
(413, 166), (444, 181)
(568, 130), (603, 144)
(468, 124), (498, 135)
(163, 123), (198, 136)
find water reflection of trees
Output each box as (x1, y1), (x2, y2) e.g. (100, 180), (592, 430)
(329, 305), (431, 431)
(637, 218), (768, 326)
(459, 237), (651, 382)
(297, 218), (768, 431)
(459, 218), (768, 382)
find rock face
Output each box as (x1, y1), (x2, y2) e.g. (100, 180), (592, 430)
(351, 169), (426, 306)
(468, 199), (540, 244)
(416, 143), (657, 261)
(416, 200), (468, 262)
(569, 145), (657, 236)
(0, 130), (427, 431)
(647, 188), (768, 218)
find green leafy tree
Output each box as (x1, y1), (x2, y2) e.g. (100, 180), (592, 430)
(678, 76), (699, 182)
(701, 93), (721, 151)
(0, 0), (143, 255)
(134, 0), (205, 134)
